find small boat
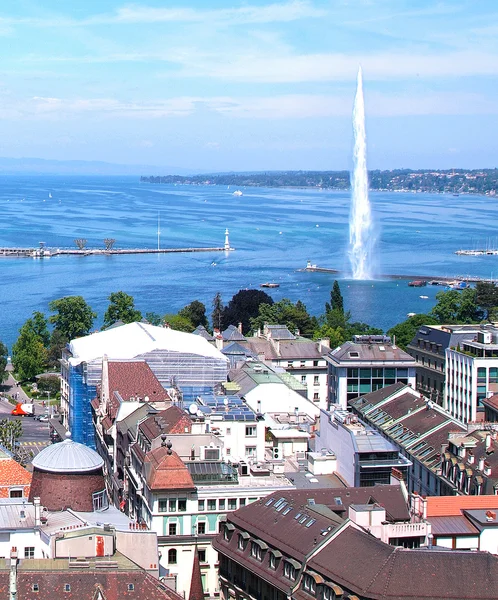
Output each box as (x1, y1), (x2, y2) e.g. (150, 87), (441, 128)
(232, 190), (243, 197)
(260, 283), (280, 288)
(48, 193), (52, 199)
(420, 295), (429, 299)
(407, 312), (416, 317)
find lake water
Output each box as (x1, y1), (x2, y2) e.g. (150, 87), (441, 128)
(1, 175), (497, 349)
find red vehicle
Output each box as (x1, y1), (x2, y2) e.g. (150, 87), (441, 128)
(11, 403), (34, 417)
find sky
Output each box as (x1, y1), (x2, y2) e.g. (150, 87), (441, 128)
(0, 0), (497, 172)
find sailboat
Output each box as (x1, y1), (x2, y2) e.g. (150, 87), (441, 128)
(48, 193), (52, 199)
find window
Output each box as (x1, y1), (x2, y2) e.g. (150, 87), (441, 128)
(300, 361), (306, 368)
(9, 489), (22, 498)
(251, 542), (263, 561)
(239, 498), (246, 507)
(245, 426), (256, 437)
(226, 427), (231, 435)
(245, 446), (256, 458)
(269, 554), (277, 570)
(24, 547), (35, 559)
(208, 499), (217, 511)
(219, 499), (226, 510)
(92, 490), (107, 511)
(198, 500), (205, 511)
(169, 499), (177, 512)
(301, 375), (306, 384)
(168, 549), (177, 564)
(158, 499), (168, 513)
(313, 393), (319, 401)
(169, 523), (177, 536)
(313, 376), (319, 386)
(64, 584), (71, 592)
(287, 361), (293, 368)
(32, 584), (39, 592)
(313, 360), (319, 367)
(284, 562), (297, 581)
(197, 521), (206, 535)
(228, 499), (237, 510)
(226, 448), (231, 456)
(303, 575), (316, 595)
(178, 499), (187, 512)
(198, 549), (207, 563)
(238, 535), (247, 550)
(128, 584), (135, 591)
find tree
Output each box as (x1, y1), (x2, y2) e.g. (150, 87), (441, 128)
(179, 300), (209, 329)
(103, 291), (142, 329)
(430, 288), (483, 324)
(145, 312), (163, 326)
(0, 419), (22, 452)
(0, 340), (8, 382)
(387, 313), (439, 350)
(326, 280), (344, 315)
(212, 293), (224, 331)
(221, 289), (274, 334)
(49, 296), (97, 340)
(12, 329), (47, 380)
(163, 313), (195, 333)
(37, 375), (60, 396)
(46, 329), (68, 369)
(250, 298), (317, 338)
(476, 282), (498, 321)
(21, 312), (50, 348)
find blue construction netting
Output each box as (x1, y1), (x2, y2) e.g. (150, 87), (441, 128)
(68, 364), (96, 448)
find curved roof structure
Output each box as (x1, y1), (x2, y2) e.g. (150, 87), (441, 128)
(68, 322), (227, 366)
(32, 434), (104, 473)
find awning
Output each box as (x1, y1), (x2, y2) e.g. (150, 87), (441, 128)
(307, 571), (324, 584)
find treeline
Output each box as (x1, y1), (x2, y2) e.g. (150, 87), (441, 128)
(140, 169), (498, 195)
(4, 281), (498, 384)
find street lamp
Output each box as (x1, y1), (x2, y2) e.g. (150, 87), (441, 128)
(45, 392), (51, 417)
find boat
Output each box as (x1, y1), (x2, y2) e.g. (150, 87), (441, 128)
(408, 280), (427, 287)
(420, 295), (429, 299)
(232, 190), (243, 197)
(48, 193), (52, 199)
(260, 283), (280, 288)
(407, 312), (416, 317)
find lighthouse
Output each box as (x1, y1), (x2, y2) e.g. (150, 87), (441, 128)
(224, 228), (231, 251)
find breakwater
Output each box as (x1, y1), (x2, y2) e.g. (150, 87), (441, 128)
(0, 246), (233, 258)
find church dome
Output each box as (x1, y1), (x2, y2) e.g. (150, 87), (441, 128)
(32, 433), (104, 473)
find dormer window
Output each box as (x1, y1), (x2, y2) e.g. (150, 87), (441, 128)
(250, 542), (262, 561)
(323, 583), (344, 600)
(224, 523), (235, 541)
(284, 560), (300, 581)
(303, 575), (316, 595)
(238, 531), (249, 550)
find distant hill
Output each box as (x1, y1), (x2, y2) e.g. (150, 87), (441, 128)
(0, 157), (193, 176)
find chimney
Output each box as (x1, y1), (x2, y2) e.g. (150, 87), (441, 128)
(237, 322), (243, 334)
(34, 497), (41, 526)
(420, 496), (428, 520)
(486, 434), (492, 451)
(486, 510), (496, 522)
(479, 456), (485, 471)
(468, 451), (474, 464)
(484, 462), (492, 476)
(9, 547), (18, 600)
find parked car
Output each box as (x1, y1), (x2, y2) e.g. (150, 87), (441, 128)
(35, 415), (49, 422)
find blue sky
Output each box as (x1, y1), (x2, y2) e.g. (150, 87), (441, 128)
(0, 0), (497, 171)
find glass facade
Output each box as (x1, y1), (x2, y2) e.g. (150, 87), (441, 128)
(346, 367), (409, 402)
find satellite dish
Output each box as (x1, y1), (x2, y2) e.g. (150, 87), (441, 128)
(144, 396), (150, 403)
(223, 398), (229, 406)
(189, 403), (198, 415)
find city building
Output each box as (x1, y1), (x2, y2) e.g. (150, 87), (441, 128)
(445, 326), (498, 423)
(213, 488), (493, 600)
(406, 324), (481, 406)
(60, 322), (229, 446)
(326, 335), (416, 409)
(349, 383), (465, 495)
(314, 408), (411, 487)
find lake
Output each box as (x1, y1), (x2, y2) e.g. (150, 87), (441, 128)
(0, 175), (497, 349)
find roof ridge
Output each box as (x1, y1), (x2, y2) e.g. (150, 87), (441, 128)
(363, 542), (397, 595)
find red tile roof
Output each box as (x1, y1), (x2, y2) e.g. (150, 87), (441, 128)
(144, 448), (195, 491)
(0, 458), (32, 487)
(188, 550), (204, 600)
(426, 495), (498, 517)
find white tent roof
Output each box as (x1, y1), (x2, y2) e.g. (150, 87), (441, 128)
(68, 322), (227, 366)
(32, 435), (104, 473)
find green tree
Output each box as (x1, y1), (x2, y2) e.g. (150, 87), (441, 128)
(0, 419), (22, 452)
(222, 289), (274, 334)
(49, 296), (96, 340)
(145, 312), (163, 326)
(476, 282), (498, 321)
(430, 288), (483, 324)
(103, 291), (142, 328)
(179, 300), (209, 329)
(212, 292), (224, 331)
(12, 329), (47, 380)
(326, 280), (344, 315)
(387, 313), (439, 350)
(21, 312), (50, 348)
(0, 340), (8, 382)
(46, 329), (68, 369)
(37, 375), (60, 396)
(250, 298), (317, 338)
(163, 313), (195, 333)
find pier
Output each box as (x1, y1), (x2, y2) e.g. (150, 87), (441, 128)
(455, 249), (498, 256)
(0, 229), (234, 259)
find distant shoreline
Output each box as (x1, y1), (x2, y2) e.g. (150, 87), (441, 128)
(140, 169), (498, 197)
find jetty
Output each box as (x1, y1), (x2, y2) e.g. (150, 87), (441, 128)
(301, 262), (495, 284)
(0, 230), (234, 259)
(455, 249), (498, 256)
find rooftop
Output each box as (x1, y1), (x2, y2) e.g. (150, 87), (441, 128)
(32, 434), (104, 473)
(328, 340), (416, 364)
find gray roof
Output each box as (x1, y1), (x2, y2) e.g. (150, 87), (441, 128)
(408, 324), (481, 354)
(222, 325), (247, 342)
(193, 325), (215, 341)
(32, 435), (104, 473)
(328, 341), (416, 364)
(266, 325), (296, 340)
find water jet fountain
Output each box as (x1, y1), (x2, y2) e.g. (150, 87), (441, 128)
(349, 67), (374, 280)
